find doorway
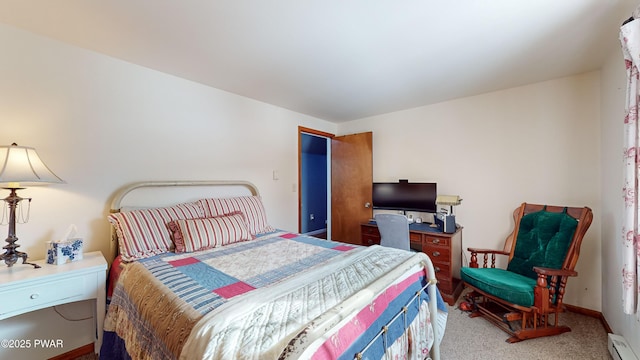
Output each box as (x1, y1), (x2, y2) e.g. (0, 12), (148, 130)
(298, 128), (373, 244)
(298, 127), (333, 239)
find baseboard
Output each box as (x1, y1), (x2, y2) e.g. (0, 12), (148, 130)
(303, 228), (327, 236)
(564, 303), (613, 334)
(47, 343), (94, 360)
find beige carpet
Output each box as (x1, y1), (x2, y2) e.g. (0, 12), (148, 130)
(439, 298), (611, 360)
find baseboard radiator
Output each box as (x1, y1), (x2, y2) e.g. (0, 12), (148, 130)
(609, 334), (639, 360)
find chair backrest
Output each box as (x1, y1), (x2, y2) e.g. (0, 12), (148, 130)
(505, 203), (593, 280)
(375, 213), (410, 251)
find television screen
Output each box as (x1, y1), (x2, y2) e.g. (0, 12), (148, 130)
(372, 181), (437, 212)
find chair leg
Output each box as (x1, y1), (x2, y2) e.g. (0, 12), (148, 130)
(506, 336), (523, 343)
(462, 285), (574, 342)
(513, 326), (572, 341)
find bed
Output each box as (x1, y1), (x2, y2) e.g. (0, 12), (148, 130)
(100, 180), (447, 360)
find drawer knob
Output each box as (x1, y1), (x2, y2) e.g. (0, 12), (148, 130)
(434, 266), (441, 272)
(431, 239), (440, 244)
(30, 293), (40, 300)
(432, 251), (441, 257)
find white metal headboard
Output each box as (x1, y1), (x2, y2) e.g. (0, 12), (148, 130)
(108, 180), (260, 261)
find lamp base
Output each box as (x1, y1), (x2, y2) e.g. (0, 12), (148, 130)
(2, 188), (40, 269)
(0, 247), (41, 269)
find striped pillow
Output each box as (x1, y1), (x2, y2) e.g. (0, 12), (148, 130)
(108, 202), (204, 261)
(197, 196), (275, 235)
(168, 213), (252, 252)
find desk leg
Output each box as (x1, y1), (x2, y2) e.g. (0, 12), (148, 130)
(95, 272), (106, 354)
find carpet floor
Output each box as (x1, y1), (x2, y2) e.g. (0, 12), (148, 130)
(439, 297), (611, 359)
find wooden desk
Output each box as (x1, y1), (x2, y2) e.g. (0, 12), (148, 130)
(361, 222), (463, 305)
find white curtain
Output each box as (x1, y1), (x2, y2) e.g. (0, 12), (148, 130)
(620, 11), (640, 318)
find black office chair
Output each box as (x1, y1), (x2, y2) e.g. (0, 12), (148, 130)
(374, 213), (410, 251)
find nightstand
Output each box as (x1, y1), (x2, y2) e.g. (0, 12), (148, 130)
(0, 251), (107, 354)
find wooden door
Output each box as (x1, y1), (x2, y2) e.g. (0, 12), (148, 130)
(331, 132), (373, 244)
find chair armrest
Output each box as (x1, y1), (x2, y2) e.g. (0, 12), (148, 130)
(533, 267), (578, 310)
(532, 267), (578, 277)
(467, 248), (509, 255)
(467, 249), (509, 268)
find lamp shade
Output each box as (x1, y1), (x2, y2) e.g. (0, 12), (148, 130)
(0, 143), (64, 188)
(435, 195), (462, 206)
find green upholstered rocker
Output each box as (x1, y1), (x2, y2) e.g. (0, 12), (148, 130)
(460, 203), (593, 343)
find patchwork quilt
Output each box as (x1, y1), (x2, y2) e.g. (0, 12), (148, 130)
(101, 231), (447, 360)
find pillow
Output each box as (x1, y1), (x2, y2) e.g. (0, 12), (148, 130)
(168, 212), (252, 253)
(197, 196), (275, 235)
(108, 201), (204, 261)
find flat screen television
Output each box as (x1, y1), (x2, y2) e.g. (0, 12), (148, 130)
(372, 181), (437, 213)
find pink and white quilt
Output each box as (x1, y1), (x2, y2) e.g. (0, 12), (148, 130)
(102, 231), (447, 360)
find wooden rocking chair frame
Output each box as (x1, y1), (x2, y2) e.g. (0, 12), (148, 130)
(463, 203), (593, 343)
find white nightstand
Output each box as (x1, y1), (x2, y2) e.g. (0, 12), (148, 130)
(0, 251), (107, 353)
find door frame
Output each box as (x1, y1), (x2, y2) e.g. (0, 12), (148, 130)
(298, 126), (335, 237)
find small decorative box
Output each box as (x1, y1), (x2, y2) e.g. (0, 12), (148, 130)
(46, 238), (84, 265)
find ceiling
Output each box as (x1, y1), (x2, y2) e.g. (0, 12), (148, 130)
(0, 1), (636, 123)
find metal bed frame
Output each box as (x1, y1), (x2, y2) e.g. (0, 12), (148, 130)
(107, 180), (441, 360)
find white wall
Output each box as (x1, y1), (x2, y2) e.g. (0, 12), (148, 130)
(338, 72), (602, 310)
(600, 40), (640, 355)
(0, 23), (336, 358)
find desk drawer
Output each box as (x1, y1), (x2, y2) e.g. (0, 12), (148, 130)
(437, 278), (453, 294)
(423, 236), (450, 247)
(432, 261), (451, 279)
(361, 226), (380, 236)
(362, 236), (380, 246)
(361, 225), (380, 246)
(423, 246), (450, 262)
(0, 276), (85, 317)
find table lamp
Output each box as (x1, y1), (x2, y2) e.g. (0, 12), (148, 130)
(435, 195), (462, 215)
(435, 195), (462, 233)
(0, 143), (64, 268)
